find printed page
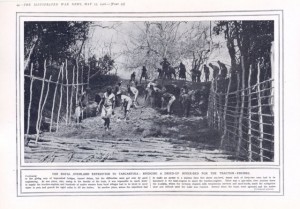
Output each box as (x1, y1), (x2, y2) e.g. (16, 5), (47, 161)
(0, 0), (299, 209)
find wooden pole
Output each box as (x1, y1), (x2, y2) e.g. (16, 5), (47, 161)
(257, 62), (264, 162)
(81, 65), (84, 120)
(234, 67), (241, 143)
(247, 65), (253, 161)
(210, 80), (216, 129)
(38, 75), (52, 131)
(88, 62), (91, 86)
(81, 65), (84, 93)
(35, 60), (47, 142)
(220, 73), (232, 148)
(56, 63), (65, 132)
(25, 63), (34, 144)
(65, 59), (69, 124)
(75, 59), (79, 106)
(207, 85), (213, 127)
(213, 79), (218, 129)
(270, 42), (274, 116)
(236, 56), (245, 156)
(69, 66), (75, 123)
(50, 66), (62, 132)
(218, 80), (223, 131)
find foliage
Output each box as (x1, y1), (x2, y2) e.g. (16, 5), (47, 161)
(213, 21), (274, 81)
(24, 21), (91, 71)
(88, 54), (115, 79)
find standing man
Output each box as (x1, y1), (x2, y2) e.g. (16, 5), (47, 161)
(114, 81), (122, 107)
(209, 63), (220, 80)
(140, 66), (148, 83)
(160, 58), (170, 79)
(157, 68), (163, 79)
(196, 68), (201, 83)
(130, 72), (136, 82)
(204, 64), (210, 82)
(179, 62), (186, 80)
(101, 87), (115, 131)
(217, 60), (228, 79)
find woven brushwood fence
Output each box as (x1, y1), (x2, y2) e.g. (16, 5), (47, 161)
(24, 59), (88, 143)
(207, 57), (274, 162)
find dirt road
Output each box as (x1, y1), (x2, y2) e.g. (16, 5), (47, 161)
(25, 103), (237, 163)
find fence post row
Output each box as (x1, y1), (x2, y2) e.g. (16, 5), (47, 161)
(25, 59), (89, 142)
(208, 56), (274, 161)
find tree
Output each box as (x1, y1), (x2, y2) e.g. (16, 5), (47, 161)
(24, 21), (91, 71)
(179, 22), (213, 72)
(214, 21), (274, 82)
(89, 54), (115, 80)
(122, 21), (216, 79)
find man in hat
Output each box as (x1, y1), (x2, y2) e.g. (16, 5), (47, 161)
(209, 63), (220, 80)
(140, 66), (148, 83)
(217, 60), (228, 79)
(160, 58), (170, 79)
(179, 62), (186, 80)
(204, 64), (210, 82)
(130, 72), (136, 82)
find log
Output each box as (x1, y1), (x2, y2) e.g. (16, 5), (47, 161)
(35, 60), (47, 142)
(50, 65), (62, 132)
(67, 152), (74, 162)
(25, 134), (51, 142)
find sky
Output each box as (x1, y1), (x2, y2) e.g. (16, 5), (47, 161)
(83, 21), (231, 79)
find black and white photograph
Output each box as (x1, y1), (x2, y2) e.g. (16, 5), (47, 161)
(22, 19), (276, 163)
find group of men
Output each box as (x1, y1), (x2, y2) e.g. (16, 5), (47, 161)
(145, 79), (196, 117)
(192, 60), (228, 82)
(208, 60), (228, 80)
(130, 58), (228, 84)
(94, 80), (140, 131)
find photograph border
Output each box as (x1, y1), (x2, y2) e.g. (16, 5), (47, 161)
(16, 10), (284, 196)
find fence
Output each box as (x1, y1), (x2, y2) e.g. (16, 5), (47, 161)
(207, 57), (274, 162)
(25, 59), (88, 144)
